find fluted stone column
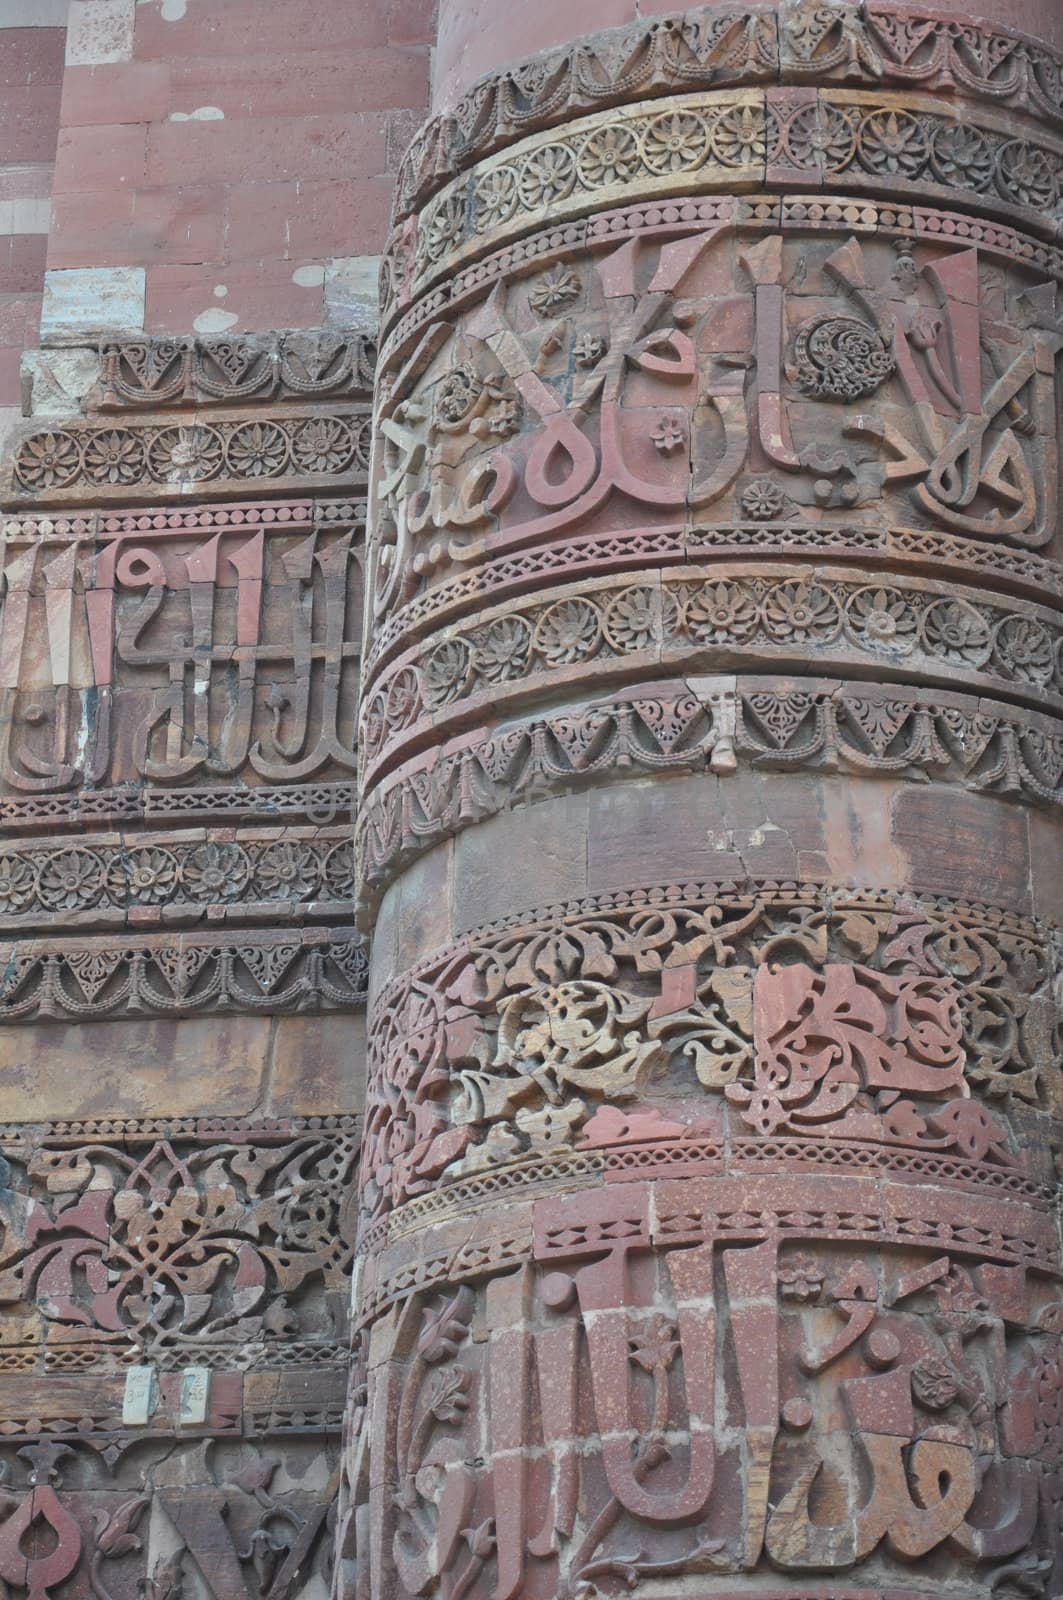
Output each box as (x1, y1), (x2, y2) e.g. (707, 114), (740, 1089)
(344, 3), (1063, 1596)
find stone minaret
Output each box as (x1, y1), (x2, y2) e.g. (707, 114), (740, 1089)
(345, 1), (1063, 1597)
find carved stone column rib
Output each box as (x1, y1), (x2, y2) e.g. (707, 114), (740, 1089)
(347, 5), (1063, 1597)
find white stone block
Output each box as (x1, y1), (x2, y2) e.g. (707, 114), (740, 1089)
(178, 1366), (211, 1426)
(40, 266), (145, 344)
(22, 347), (101, 415)
(66, 0), (135, 64)
(324, 255), (381, 332)
(8, 199), (52, 236)
(122, 1364), (157, 1425)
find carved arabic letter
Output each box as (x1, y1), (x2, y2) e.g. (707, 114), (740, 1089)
(182, 530), (222, 761)
(765, 1460), (857, 1570)
(723, 1240), (779, 1566)
(922, 250), (983, 416)
(800, 1262), (878, 1374)
(159, 1488), (255, 1600)
(845, 1372), (977, 1560)
(250, 531), (356, 778)
(949, 1458), (1039, 1560)
(122, 542), (208, 781)
(860, 1430), (977, 1560)
(37, 549), (79, 785)
(739, 238), (803, 472)
(0, 548), (78, 792)
(215, 528), (264, 772)
(598, 400), (687, 506)
(576, 1241), (717, 1524)
(486, 1267), (532, 1600)
(629, 329), (696, 381)
(527, 1318), (580, 1556)
(523, 409), (599, 509)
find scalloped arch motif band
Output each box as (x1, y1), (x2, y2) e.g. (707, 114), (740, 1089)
(346, 0), (1063, 1597)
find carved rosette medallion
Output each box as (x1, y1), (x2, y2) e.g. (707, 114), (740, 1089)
(350, 3), (1063, 1598)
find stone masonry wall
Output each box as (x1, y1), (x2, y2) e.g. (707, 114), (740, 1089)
(0, 7), (431, 1600)
(0, 1), (66, 433)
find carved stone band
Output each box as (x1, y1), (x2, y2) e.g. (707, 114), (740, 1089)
(357, 1163), (1061, 1594)
(379, 190), (1063, 371)
(359, 568), (1063, 787)
(0, 826), (355, 933)
(0, 925), (368, 1025)
(362, 521), (1063, 686)
(361, 878), (1057, 1229)
(369, 221), (1063, 674)
(356, 677), (1063, 902)
(393, 1), (1063, 222)
(0, 519), (361, 800)
(8, 408), (372, 504)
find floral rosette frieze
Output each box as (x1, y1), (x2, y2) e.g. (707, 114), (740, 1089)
(0, 829), (356, 931)
(387, 88), (1063, 309)
(8, 407), (371, 504)
(359, 568), (1063, 786)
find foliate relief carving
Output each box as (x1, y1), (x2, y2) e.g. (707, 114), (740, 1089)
(10, 408), (371, 502)
(730, 959), (965, 1134)
(356, 681), (1063, 897)
(402, 93), (1063, 296)
(360, 570), (1063, 778)
(0, 1122), (358, 1361)
(0, 1111), (350, 1600)
(370, 230), (1063, 641)
(93, 331), (376, 410)
(0, 523), (360, 797)
(0, 926), (368, 1024)
(354, 1217), (1063, 1599)
(393, 2), (1063, 221)
(360, 885), (1058, 1222)
(791, 310), (895, 398)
